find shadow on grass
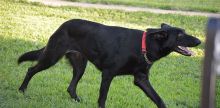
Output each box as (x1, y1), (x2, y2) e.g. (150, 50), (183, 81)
(0, 35), (45, 92)
(0, 36), (98, 107)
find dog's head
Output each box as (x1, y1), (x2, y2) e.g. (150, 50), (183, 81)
(146, 23), (201, 60)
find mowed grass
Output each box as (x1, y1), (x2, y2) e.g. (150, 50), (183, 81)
(69, 0), (220, 13)
(0, 0), (219, 108)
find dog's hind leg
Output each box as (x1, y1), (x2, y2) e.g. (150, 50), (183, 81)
(66, 52), (87, 102)
(19, 34), (68, 92)
(19, 49), (66, 92)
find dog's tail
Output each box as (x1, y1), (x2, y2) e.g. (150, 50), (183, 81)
(18, 47), (45, 64)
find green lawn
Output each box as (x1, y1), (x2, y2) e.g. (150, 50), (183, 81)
(69, 0), (220, 13)
(0, 0), (219, 108)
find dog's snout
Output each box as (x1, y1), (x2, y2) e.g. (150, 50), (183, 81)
(195, 39), (201, 46)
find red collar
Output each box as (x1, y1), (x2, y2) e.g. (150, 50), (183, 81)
(142, 31), (147, 54)
(141, 31), (152, 64)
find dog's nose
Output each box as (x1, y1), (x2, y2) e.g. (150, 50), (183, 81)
(195, 39), (201, 45)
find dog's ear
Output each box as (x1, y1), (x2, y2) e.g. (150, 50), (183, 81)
(147, 28), (167, 39)
(161, 23), (172, 29)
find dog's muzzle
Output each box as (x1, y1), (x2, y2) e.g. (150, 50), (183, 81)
(174, 46), (194, 56)
(174, 37), (201, 56)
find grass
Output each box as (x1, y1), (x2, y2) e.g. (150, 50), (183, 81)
(0, 0), (219, 108)
(69, 0), (220, 13)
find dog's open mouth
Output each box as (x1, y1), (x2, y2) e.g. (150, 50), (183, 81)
(174, 46), (194, 56)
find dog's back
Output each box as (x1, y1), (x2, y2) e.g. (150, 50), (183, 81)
(18, 19), (142, 70)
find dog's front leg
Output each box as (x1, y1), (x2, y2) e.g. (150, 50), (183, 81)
(98, 71), (114, 108)
(134, 73), (166, 108)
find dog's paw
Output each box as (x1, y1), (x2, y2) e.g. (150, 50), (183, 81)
(18, 87), (26, 94)
(67, 90), (81, 102)
(73, 96), (81, 102)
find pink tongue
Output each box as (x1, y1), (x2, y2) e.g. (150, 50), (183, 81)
(180, 46), (194, 55)
(188, 50), (194, 55)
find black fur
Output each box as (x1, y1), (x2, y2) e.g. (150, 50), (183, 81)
(18, 19), (201, 108)
(18, 47), (45, 64)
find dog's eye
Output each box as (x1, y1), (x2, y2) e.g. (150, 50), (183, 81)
(178, 33), (184, 37)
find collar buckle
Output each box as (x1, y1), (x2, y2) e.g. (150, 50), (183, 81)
(143, 53), (152, 64)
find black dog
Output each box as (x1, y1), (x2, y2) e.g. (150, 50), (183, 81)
(18, 19), (201, 108)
